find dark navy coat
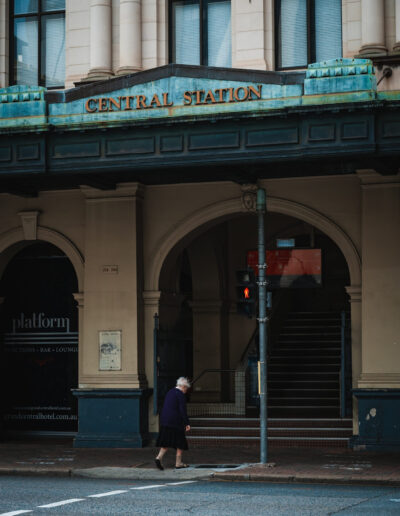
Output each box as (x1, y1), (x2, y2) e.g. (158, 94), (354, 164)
(160, 387), (189, 429)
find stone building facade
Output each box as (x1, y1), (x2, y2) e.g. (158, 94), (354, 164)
(0, 1), (399, 450)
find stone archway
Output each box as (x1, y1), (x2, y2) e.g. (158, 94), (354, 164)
(145, 193), (362, 432)
(0, 226), (84, 291)
(148, 195), (361, 292)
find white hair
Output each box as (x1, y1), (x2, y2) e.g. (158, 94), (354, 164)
(176, 377), (191, 388)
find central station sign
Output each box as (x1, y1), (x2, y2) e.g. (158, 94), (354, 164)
(85, 84), (263, 113)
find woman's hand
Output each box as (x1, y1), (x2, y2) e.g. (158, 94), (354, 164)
(185, 425), (191, 432)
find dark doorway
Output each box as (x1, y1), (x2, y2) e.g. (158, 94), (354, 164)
(156, 249), (193, 411)
(0, 242), (78, 434)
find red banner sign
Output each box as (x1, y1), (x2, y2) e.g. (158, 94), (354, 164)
(247, 249), (322, 288)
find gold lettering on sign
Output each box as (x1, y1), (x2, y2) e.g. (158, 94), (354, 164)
(109, 97), (121, 111)
(136, 95), (149, 109)
(183, 91), (192, 105)
(204, 90), (217, 104)
(234, 87), (249, 102)
(84, 85), (263, 113)
(162, 92), (173, 107)
(85, 98), (98, 113)
(150, 94), (162, 108)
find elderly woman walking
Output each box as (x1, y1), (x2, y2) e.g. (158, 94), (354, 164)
(155, 377), (191, 470)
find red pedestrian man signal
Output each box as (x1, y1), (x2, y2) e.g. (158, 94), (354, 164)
(236, 269), (256, 318)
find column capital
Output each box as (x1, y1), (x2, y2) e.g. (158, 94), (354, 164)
(346, 285), (361, 303)
(142, 290), (161, 306)
(80, 182), (145, 202)
(73, 292), (84, 308)
(356, 169), (400, 188)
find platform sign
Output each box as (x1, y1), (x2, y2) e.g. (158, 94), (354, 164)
(247, 249), (322, 288)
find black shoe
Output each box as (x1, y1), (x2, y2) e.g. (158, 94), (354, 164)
(155, 458), (164, 471)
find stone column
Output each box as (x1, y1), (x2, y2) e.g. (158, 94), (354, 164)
(117, 0), (142, 75)
(143, 290), (161, 438)
(87, 0), (113, 80)
(73, 183), (151, 448)
(345, 285), (361, 435)
(352, 170), (400, 450)
(394, 0), (400, 52)
(359, 0), (387, 55)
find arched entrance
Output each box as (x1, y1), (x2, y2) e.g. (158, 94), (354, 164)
(154, 205), (356, 445)
(0, 242), (79, 435)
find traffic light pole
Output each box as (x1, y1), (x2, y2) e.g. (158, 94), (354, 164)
(257, 188), (268, 464)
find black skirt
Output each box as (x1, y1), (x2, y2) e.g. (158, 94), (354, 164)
(156, 425), (188, 450)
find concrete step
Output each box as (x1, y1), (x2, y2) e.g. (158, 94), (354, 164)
(190, 417), (352, 429)
(187, 435), (349, 448)
(190, 427), (352, 439)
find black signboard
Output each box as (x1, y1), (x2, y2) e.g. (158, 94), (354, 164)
(0, 242), (78, 433)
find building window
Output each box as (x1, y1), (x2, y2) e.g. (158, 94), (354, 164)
(276, 0), (342, 70)
(170, 0), (231, 67)
(11, 0), (65, 88)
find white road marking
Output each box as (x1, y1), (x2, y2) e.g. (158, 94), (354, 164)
(130, 484), (166, 490)
(390, 499), (400, 502)
(37, 498), (84, 508)
(0, 511), (33, 516)
(166, 481), (198, 486)
(1, 480), (196, 515)
(88, 490), (128, 498)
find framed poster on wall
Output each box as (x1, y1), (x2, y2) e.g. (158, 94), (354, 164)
(99, 330), (122, 371)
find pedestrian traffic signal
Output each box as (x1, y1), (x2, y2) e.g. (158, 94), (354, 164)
(236, 269), (256, 318)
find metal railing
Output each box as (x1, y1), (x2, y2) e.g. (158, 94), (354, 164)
(340, 310), (346, 418)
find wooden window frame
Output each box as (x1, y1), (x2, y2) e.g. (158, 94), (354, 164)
(275, 0), (343, 71)
(9, 0), (65, 88)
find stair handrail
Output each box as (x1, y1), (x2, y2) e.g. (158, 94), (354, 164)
(340, 310), (346, 418)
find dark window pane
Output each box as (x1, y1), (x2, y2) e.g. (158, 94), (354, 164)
(173, 1), (200, 65)
(314, 0), (342, 62)
(14, 17), (39, 85)
(14, 0), (38, 15)
(42, 0), (66, 12)
(279, 0), (307, 68)
(41, 13), (65, 87)
(207, 0), (231, 67)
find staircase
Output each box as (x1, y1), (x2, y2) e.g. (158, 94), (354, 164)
(187, 311), (352, 448)
(187, 417), (352, 448)
(268, 311), (342, 418)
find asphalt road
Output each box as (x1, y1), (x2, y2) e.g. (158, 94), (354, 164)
(1, 476), (400, 515)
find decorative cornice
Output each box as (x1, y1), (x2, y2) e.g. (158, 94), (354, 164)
(81, 182), (144, 201)
(345, 285), (362, 303)
(73, 292), (84, 308)
(0, 85), (46, 103)
(142, 290), (161, 306)
(356, 169), (400, 187)
(358, 373), (400, 388)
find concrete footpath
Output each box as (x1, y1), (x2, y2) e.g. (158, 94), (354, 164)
(1, 439), (400, 486)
